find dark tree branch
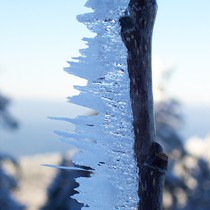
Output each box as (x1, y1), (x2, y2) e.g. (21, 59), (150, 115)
(119, 0), (168, 209)
(140, 142), (168, 209)
(120, 0), (157, 165)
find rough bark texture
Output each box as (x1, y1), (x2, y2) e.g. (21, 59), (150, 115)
(140, 142), (168, 209)
(119, 0), (168, 209)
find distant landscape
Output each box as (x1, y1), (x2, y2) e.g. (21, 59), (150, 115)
(183, 104), (210, 139)
(0, 99), (209, 157)
(0, 99), (90, 157)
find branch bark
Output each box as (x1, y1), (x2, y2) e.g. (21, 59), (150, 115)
(119, 0), (168, 209)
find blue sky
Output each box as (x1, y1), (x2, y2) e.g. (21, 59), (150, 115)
(153, 1), (210, 105)
(0, 0), (210, 105)
(0, 0), (210, 156)
(0, 0), (90, 101)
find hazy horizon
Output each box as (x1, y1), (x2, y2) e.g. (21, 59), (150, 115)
(0, 98), (209, 157)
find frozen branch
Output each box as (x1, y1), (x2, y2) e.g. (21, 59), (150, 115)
(120, 0), (168, 209)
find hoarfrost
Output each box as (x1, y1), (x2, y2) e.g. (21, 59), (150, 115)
(62, 0), (139, 209)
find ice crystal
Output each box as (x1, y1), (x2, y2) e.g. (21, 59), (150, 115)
(63, 0), (139, 209)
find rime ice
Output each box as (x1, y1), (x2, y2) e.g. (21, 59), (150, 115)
(63, 0), (138, 209)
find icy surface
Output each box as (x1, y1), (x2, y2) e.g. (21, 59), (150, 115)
(62, 0), (138, 209)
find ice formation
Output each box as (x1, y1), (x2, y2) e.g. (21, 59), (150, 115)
(63, 0), (139, 209)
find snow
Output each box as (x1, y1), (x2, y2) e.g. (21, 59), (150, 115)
(185, 135), (210, 161)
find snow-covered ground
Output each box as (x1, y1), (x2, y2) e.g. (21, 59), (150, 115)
(185, 135), (210, 161)
(13, 151), (75, 210)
